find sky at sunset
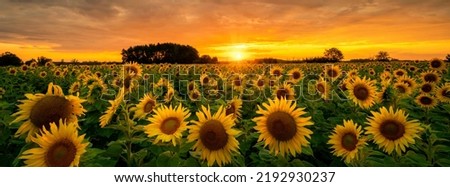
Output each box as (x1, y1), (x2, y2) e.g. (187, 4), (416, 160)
(0, 0), (449, 62)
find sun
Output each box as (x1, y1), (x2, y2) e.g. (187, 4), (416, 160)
(231, 51), (245, 61)
(229, 44), (248, 61)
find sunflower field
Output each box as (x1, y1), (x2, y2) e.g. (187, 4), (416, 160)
(0, 59), (449, 167)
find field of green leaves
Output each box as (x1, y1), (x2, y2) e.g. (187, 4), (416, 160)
(0, 60), (449, 167)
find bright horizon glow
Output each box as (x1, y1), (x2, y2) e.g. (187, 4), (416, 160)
(0, 0), (449, 62)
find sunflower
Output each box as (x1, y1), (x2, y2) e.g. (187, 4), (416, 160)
(393, 82), (412, 95)
(11, 83), (86, 142)
(99, 88), (124, 128)
(145, 104), (190, 146)
(187, 105), (240, 166)
(187, 81), (197, 92)
(68, 82), (81, 94)
(124, 62), (142, 77)
(415, 94), (437, 109)
(421, 71), (441, 83)
(9, 68), (17, 75)
(230, 74), (245, 91)
(189, 89), (201, 101)
(19, 120), (88, 167)
(316, 78), (331, 100)
(347, 76), (378, 109)
(328, 120), (366, 164)
(225, 96), (243, 122)
(436, 84), (450, 103)
(253, 75), (266, 89)
(200, 73), (210, 86)
(164, 86), (175, 103)
(20, 64), (29, 72)
(273, 82), (296, 100)
(288, 68), (303, 83)
(130, 93), (158, 119)
(429, 58), (445, 71)
(397, 75), (417, 89)
(393, 69), (407, 78)
(123, 75), (136, 93)
(365, 106), (423, 155)
(39, 71), (47, 78)
(270, 66), (283, 77)
(324, 65), (341, 80)
(419, 82), (435, 94)
(252, 97), (313, 157)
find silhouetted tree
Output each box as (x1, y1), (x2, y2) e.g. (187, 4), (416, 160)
(0, 52), (22, 66)
(196, 55), (219, 64)
(375, 51), (390, 62)
(37, 56), (52, 66)
(324, 48), (344, 62)
(121, 43), (200, 64)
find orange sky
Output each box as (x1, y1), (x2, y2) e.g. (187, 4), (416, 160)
(0, 0), (449, 62)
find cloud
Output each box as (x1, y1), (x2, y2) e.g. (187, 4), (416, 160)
(0, 0), (449, 60)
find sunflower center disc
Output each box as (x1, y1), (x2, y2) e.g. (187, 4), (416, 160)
(191, 92), (199, 99)
(276, 89), (288, 99)
(293, 72), (301, 79)
(124, 76), (132, 89)
(327, 69), (338, 78)
(257, 79), (264, 87)
(443, 89), (450, 98)
(317, 84), (325, 93)
(30, 96), (72, 130)
(273, 70), (281, 77)
(234, 78), (242, 87)
(46, 139), (77, 167)
(143, 100), (155, 113)
(341, 133), (357, 151)
(160, 117), (180, 135)
(200, 120), (228, 150)
(225, 104), (236, 117)
(396, 71), (404, 76)
(421, 84), (432, 92)
(424, 74), (437, 82)
(203, 77), (209, 84)
(188, 83), (194, 91)
(380, 120), (405, 141)
(266, 111), (297, 141)
(419, 96), (433, 105)
(396, 85), (406, 93)
(354, 84), (369, 100)
(431, 61), (441, 68)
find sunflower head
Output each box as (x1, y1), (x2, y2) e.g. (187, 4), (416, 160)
(273, 82), (296, 100)
(145, 104), (190, 146)
(99, 88), (124, 128)
(328, 120), (366, 164)
(393, 69), (407, 78)
(324, 65), (341, 80)
(253, 97), (313, 157)
(347, 76), (378, 109)
(415, 94), (437, 109)
(429, 58), (445, 71)
(189, 89), (201, 101)
(436, 84), (450, 103)
(316, 78), (330, 100)
(288, 68), (303, 82)
(19, 119), (89, 167)
(124, 62), (142, 77)
(365, 106), (423, 155)
(420, 82), (435, 94)
(187, 105), (241, 166)
(225, 97), (243, 122)
(270, 66), (283, 77)
(12, 83), (86, 142)
(421, 71), (441, 83)
(129, 93), (158, 119)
